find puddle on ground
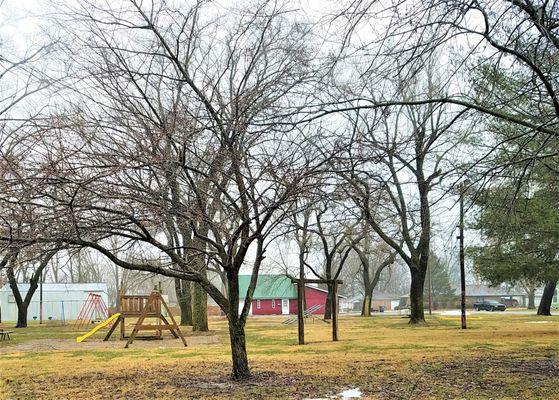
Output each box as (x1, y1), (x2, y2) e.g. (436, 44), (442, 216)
(305, 387), (362, 400)
(338, 388), (362, 399)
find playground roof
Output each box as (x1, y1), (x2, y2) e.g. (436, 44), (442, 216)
(238, 275), (297, 300)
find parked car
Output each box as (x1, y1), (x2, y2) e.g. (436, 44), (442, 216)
(473, 300), (507, 311)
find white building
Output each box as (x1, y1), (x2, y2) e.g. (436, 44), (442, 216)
(0, 283), (108, 322)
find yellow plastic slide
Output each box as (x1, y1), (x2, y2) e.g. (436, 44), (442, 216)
(76, 313), (121, 343)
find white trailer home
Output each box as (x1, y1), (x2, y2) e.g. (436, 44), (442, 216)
(0, 283), (108, 323)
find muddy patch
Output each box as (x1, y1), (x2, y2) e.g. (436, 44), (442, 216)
(0, 334), (220, 353)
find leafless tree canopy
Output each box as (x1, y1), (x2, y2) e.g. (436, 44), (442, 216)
(0, 0), (556, 380)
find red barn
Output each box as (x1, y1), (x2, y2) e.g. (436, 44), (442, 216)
(238, 275), (344, 316)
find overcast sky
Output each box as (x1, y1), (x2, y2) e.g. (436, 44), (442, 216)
(0, 0), (472, 285)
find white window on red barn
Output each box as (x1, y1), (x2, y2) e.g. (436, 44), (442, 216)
(257, 299), (261, 309)
(272, 299), (276, 308)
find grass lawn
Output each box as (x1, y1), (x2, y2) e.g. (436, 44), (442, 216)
(1, 313), (558, 399)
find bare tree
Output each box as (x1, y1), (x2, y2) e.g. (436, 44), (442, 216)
(340, 68), (467, 323)
(322, 0), (558, 178)
(296, 200), (356, 319)
(2, 0), (329, 380)
(5, 247), (62, 327)
(349, 223), (398, 317)
(291, 200), (314, 312)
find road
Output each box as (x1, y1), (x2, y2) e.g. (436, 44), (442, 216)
(342, 309), (553, 316)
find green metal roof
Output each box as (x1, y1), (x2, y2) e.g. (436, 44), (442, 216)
(238, 275), (297, 300)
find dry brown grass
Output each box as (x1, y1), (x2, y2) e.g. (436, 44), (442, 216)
(1, 313), (558, 399)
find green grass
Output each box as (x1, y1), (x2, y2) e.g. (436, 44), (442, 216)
(0, 322), (76, 345)
(1, 314), (559, 399)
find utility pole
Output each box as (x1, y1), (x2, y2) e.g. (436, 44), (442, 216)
(39, 268), (44, 324)
(427, 260), (432, 315)
(332, 282), (339, 341)
(458, 181), (468, 329)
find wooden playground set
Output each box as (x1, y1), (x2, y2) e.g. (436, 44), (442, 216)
(74, 291), (187, 347)
(73, 277), (343, 348)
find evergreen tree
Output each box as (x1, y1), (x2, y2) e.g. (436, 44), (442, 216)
(469, 183), (559, 310)
(467, 61), (559, 315)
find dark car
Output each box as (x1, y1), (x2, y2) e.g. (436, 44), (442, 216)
(473, 300), (507, 311)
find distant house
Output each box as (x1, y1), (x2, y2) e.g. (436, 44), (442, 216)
(238, 275), (345, 316)
(0, 283), (108, 322)
(338, 296), (352, 313)
(454, 284), (526, 307)
(371, 292), (401, 311)
(349, 293), (401, 312)
(347, 295), (364, 312)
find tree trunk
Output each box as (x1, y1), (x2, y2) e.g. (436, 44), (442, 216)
(226, 271), (252, 380)
(192, 281), (208, 331)
(361, 256), (371, 317)
(175, 278), (192, 326)
(409, 267), (427, 324)
(228, 319), (251, 380)
(527, 287), (536, 309)
(190, 226), (209, 332)
(6, 250), (58, 329)
(537, 279), (557, 316)
(361, 286), (373, 317)
(324, 284), (332, 320)
(16, 304), (29, 328)
(6, 261), (32, 328)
